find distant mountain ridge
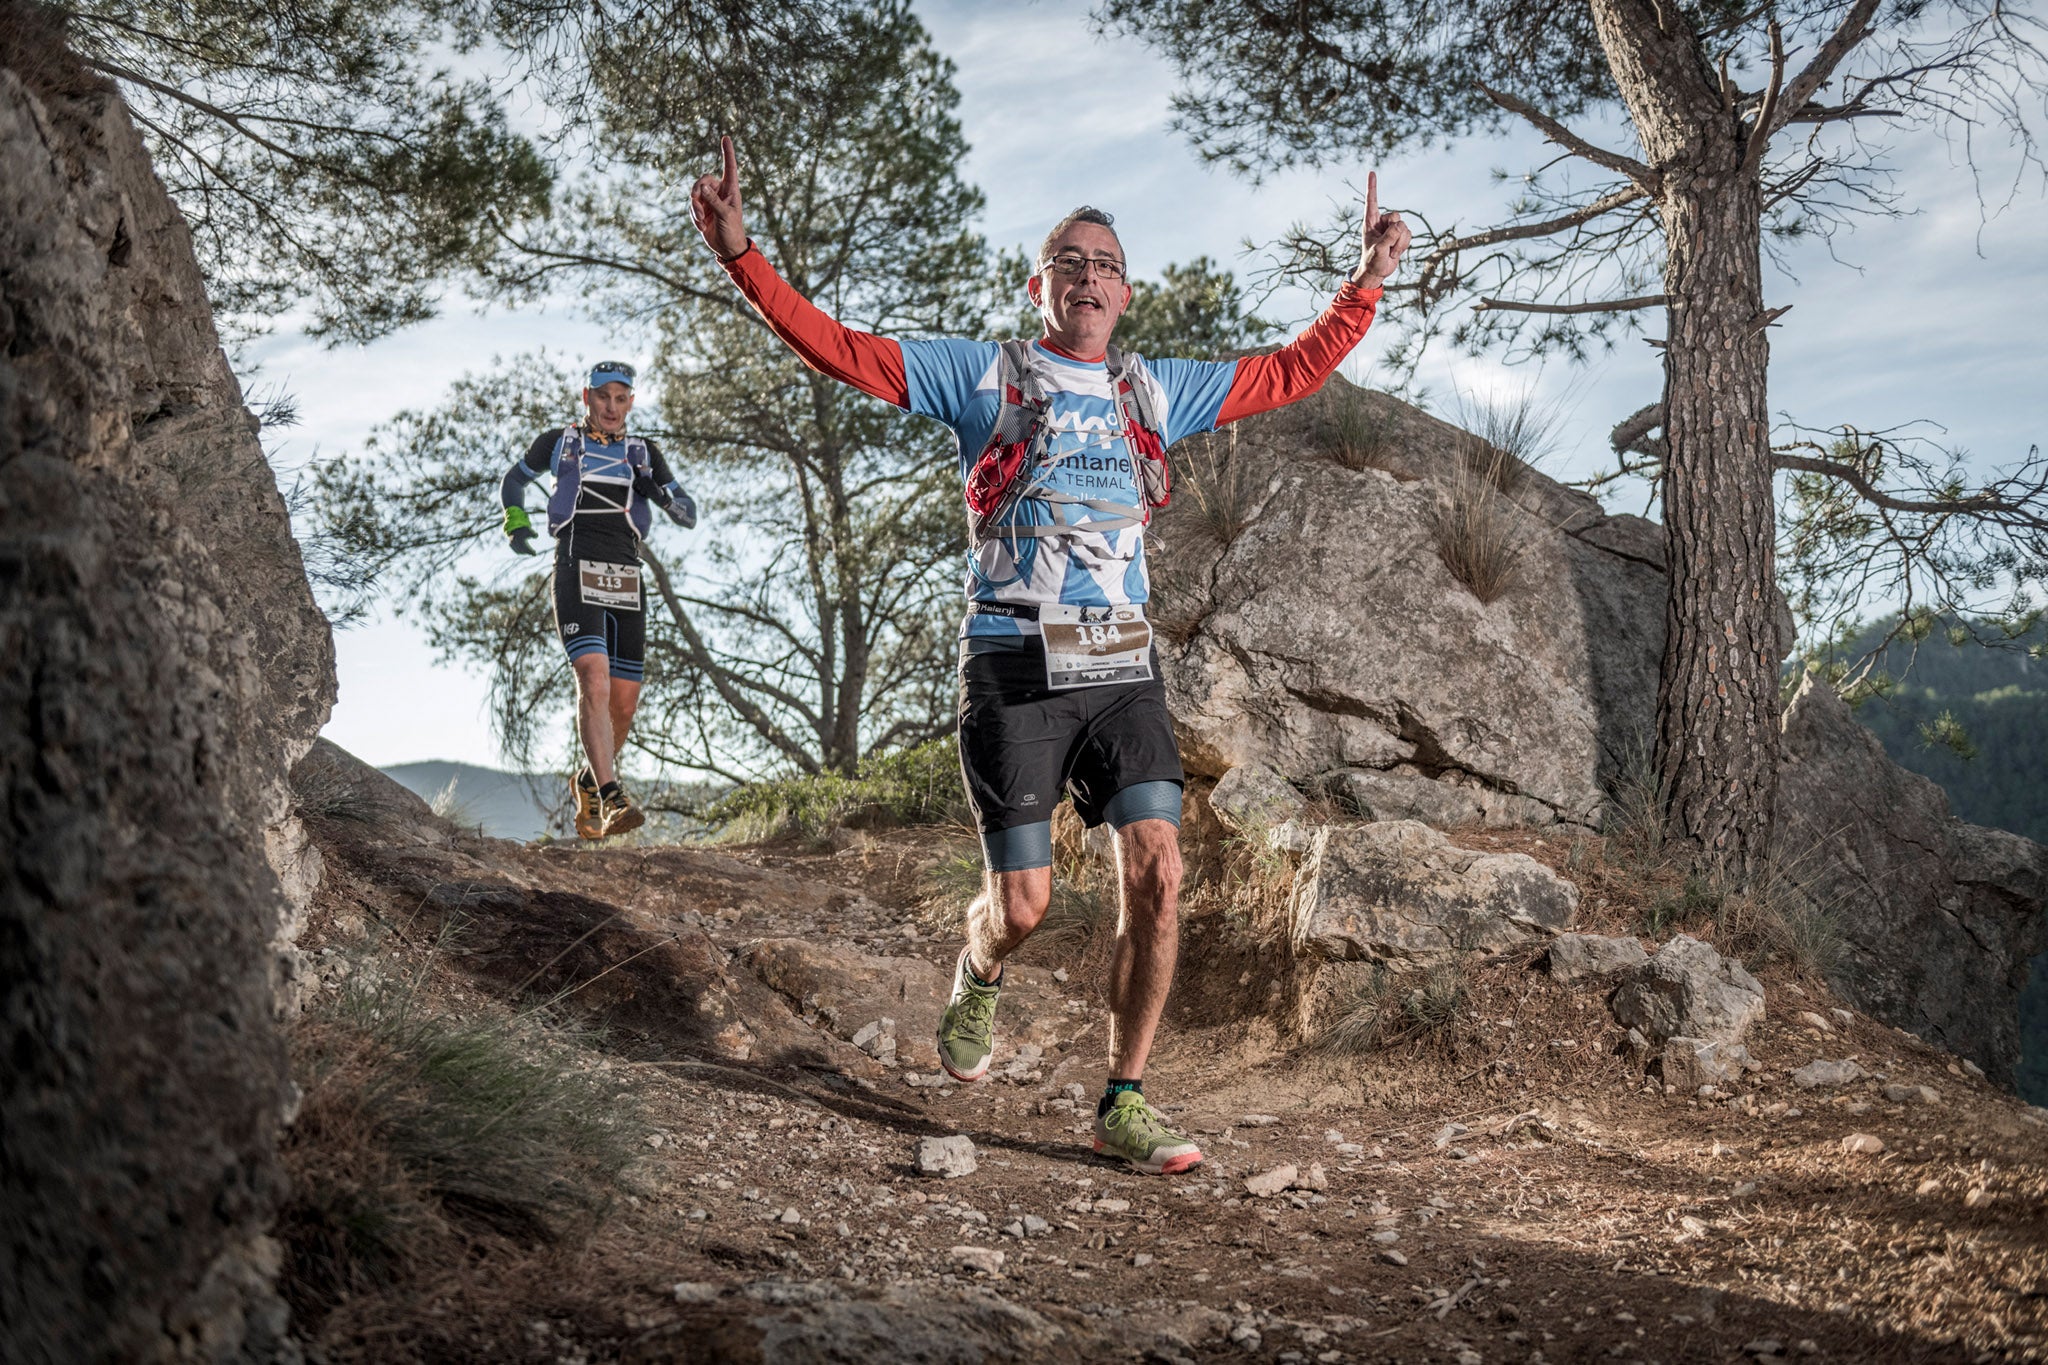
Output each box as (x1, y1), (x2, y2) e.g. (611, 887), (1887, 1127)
(381, 761), (559, 841)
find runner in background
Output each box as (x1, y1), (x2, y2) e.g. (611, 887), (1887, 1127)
(500, 362), (697, 839)
(692, 136), (1409, 1173)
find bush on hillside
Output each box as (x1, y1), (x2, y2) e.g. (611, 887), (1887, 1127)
(704, 735), (968, 842)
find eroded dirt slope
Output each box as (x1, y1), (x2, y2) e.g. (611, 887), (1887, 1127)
(290, 758), (2048, 1365)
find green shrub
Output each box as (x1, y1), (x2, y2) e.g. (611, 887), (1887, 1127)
(703, 735), (969, 842)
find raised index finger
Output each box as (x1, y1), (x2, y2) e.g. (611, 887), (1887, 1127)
(1365, 171), (1379, 231)
(721, 135), (737, 195)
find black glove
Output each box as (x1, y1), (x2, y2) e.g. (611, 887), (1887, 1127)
(509, 527), (538, 556)
(633, 468), (671, 508)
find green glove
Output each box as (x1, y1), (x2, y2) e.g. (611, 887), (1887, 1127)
(502, 505), (533, 536)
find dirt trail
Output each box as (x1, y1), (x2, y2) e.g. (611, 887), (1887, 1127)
(292, 786), (2048, 1365)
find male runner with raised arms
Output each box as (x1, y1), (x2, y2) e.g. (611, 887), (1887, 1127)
(500, 362), (697, 840)
(692, 137), (1409, 1174)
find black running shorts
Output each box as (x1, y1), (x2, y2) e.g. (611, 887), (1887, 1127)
(552, 551), (646, 682)
(956, 643), (1184, 838)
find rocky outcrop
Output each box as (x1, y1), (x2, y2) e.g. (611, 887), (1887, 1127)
(1158, 383), (1679, 828)
(1, 32), (333, 1365)
(1288, 821), (1580, 966)
(1774, 676), (2048, 1085)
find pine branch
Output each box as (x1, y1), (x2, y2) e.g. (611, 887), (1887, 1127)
(1479, 85), (1661, 191)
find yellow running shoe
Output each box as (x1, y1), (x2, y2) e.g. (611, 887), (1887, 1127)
(572, 767), (603, 840)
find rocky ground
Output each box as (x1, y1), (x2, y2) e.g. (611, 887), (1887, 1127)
(284, 745), (2048, 1365)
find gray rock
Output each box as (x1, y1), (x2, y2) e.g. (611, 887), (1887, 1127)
(950, 1246), (1005, 1275)
(1209, 762), (1306, 834)
(1549, 932), (1649, 984)
(1158, 378), (1683, 829)
(1661, 1036), (1752, 1091)
(1245, 1165), (1298, 1198)
(1882, 1083), (1939, 1105)
(917, 1134), (978, 1179)
(1321, 766), (1557, 829)
(1791, 1059), (1867, 1089)
(1611, 935), (1765, 1046)
(1775, 676), (2048, 1087)
(2, 47), (331, 1365)
(1290, 821), (1580, 965)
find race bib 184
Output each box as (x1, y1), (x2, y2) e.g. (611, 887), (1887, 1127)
(1040, 603), (1153, 690)
(578, 559), (641, 609)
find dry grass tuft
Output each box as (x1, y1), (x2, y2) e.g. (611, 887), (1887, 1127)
(1311, 959), (1471, 1056)
(1430, 393), (1556, 603)
(278, 949), (642, 1335)
(1320, 386), (1399, 473)
(1176, 425), (1260, 547)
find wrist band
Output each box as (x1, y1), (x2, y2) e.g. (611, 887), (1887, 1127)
(719, 239), (756, 266)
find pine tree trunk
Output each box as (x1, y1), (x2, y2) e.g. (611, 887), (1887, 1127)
(1656, 172), (1779, 884)
(1590, 0), (1782, 885)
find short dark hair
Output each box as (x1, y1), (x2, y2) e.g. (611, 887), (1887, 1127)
(1035, 207), (1121, 269)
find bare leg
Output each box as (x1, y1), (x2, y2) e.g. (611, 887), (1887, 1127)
(571, 655), (616, 786)
(607, 677), (640, 767)
(965, 866), (1051, 980)
(1106, 818), (1183, 1079)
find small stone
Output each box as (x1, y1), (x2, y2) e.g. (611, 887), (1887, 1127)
(1797, 1010), (1833, 1033)
(1882, 1083), (1939, 1105)
(1022, 1214), (1050, 1236)
(1915, 1178), (1942, 1195)
(1840, 1132), (1885, 1155)
(1380, 1248), (1408, 1266)
(1239, 1113), (1281, 1127)
(672, 1281), (721, 1303)
(1962, 1059), (1985, 1079)
(1371, 1230), (1400, 1244)
(1790, 1059), (1866, 1089)
(1132, 1252), (1155, 1268)
(917, 1134), (978, 1178)
(1052, 967), (1069, 982)
(1296, 1163), (1329, 1191)
(1245, 1165), (1298, 1198)
(1965, 1187), (1994, 1208)
(1829, 1008), (1853, 1027)
(1093, 1198), (1130, 1213)
(778, 1207), (801, 1225)
(1001, 1220), (1025, 1238)
(1743, 1341), (1784, 1358)
(951, 1245), (1004, 1275)
(1732, 1181), (1758, 1197)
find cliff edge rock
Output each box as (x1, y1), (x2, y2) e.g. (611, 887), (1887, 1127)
(0, 20), (335, 1363)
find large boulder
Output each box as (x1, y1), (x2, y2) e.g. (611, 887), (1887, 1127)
(1288, 820), (1580, 966)
(1610, 935), (1765, 1047)
(1, 36), (332, 1365)
(1774, 675), (2048, 1085)
(1157, 383), (1680, 828)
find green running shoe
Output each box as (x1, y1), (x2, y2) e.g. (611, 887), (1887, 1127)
(1092, 1091), (1204, 1175)
(936, 949), (1000, 1081)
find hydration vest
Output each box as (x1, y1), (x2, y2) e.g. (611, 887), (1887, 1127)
(545, 426), (656, 540)
(962, 340), (1171, 549)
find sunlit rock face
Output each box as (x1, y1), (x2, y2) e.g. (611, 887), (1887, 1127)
(0, 30), (333, 1363)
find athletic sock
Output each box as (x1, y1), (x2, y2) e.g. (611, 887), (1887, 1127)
(1098, 1077), (1142, 1117)
(598, 780), (622, 801)
(964, 954), (1003, 989)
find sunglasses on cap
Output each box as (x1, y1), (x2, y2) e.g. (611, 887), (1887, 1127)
(587, 360), (636, 388)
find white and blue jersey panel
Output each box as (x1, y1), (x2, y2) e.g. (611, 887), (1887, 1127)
(899, 339), (1236, 641)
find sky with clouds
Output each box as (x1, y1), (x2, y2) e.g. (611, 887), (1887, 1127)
(252, 0), (2047, 771)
